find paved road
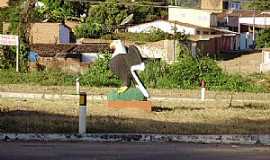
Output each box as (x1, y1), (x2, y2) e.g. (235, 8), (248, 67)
(0, 142), (269, 160)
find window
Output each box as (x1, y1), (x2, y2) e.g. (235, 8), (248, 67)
(223, 1), (229, 10)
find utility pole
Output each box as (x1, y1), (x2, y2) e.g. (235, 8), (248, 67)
(252, 0), (256, 47)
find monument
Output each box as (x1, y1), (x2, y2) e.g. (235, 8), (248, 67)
(107, 40), (152, 111)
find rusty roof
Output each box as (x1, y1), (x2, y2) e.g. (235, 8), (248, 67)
(31, 44), (110, 57)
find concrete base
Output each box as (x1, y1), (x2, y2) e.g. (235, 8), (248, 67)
(1, 133), (270, 145)
(107, 101), (152, 112)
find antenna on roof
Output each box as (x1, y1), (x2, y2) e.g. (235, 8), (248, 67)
(120, 14), (134, 26)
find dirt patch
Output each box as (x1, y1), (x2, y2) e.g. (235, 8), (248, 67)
(218, 51), (261, 74)
(0, 98), (270, 134)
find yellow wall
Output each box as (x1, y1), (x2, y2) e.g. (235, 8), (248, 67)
(201, 0), (224, 10)
(30, 23), (60, 44)
(0, 0), (9, 8)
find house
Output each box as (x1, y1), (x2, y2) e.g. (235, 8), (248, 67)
(217, 10), (242, 32)
(127, 20), (215, 35)
(30, 43), (110, 73)
(0, 0), (9, 8)
(127, 19), (236, 36)
(188, 33), (240, 56)
(239, 12), (270, 29)
(135, 40), (179, 63)
(201, 0), (241, 11)
(30, 23), (71, 44)
(216, 10), (270, 50)
(77, 38), (179, 63)
(168, 7), (218, 28)
(260, 48), (270, 73)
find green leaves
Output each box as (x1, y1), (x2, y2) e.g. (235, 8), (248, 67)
(87, 0), (128, 33)
(140, 49), (264, 92)
(74, 22), (105, 38)
(80, 52), (121, 87)
(256, 29), (270, 49)
(245, 0), (270, 10)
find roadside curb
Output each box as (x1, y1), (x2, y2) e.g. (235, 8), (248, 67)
(0, 133), (270, 145)
(1, 91), (270, 103)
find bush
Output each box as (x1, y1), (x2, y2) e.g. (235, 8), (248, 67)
(0, 51), (265, 93)
(80, 53), (121, 87)
(102, 30), (187, 43)
(74, 22), (106, 39)
(256, 29), (270, 48)
(140, 52), (265, 92)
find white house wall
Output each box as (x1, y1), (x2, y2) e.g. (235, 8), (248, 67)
(260, 50), (270, 73)
(127, 20), (196, 35)
(168, 7), (217, 28)
(239, 17), (270, 26)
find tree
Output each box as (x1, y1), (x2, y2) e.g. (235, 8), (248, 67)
(256, 29), (270, 48)
(34, 0), (85, 22)
(245, 0), (270, 10)
(74, 23), (105, 38)
(87, 0), (128, 32)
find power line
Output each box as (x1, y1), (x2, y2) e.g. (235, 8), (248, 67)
(65, 0), (269, 12)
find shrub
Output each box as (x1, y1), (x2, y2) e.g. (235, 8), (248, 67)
(80, 52), (121, 87)
(101, 30), (187, 43)
(0, 51), (265, 93)
(256, 29), (270, 48)
(74, 22), (106, 39)
(140, 52), (265, 92)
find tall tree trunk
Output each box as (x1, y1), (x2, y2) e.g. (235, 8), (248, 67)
(20, 0), (36, 49)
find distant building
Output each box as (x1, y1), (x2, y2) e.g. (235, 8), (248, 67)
(0, 0), (9, 8)
(239, 12), (270, 29)
(201, 0), (240, 11)
(30, 23), (71, 44)
(168, 7), (218, 28)
(127, 20), (232, 35)
(29, 43), (109, 73)
(128, 20), (208, 35)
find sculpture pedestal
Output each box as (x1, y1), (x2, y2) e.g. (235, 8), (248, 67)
(107, 88), (151, 111)
(107, 100), (152, 112)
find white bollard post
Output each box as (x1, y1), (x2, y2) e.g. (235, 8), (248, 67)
(200, 80), (206, 101)
(79, 92), (87, 134)
(76, 78), (80, 95)
(201, 87), (206, 101)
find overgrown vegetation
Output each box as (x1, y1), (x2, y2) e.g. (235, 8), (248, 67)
(0, 49), (266, 92)
(79, 53), (121, 87)
(140, 49), (265, 92)
(74, 0), (168, 39)
(33, 0), (85, 22)
(256, 29), (270, 48)
(244, 0), (270, 10)
(101, 30), (187, 43)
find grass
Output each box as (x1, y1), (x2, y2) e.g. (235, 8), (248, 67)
(0, 97), (270, 134)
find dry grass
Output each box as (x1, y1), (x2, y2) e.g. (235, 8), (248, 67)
(0, 97), (270, 134)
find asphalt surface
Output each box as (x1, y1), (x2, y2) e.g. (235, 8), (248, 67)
(0, 142), (270, 160)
